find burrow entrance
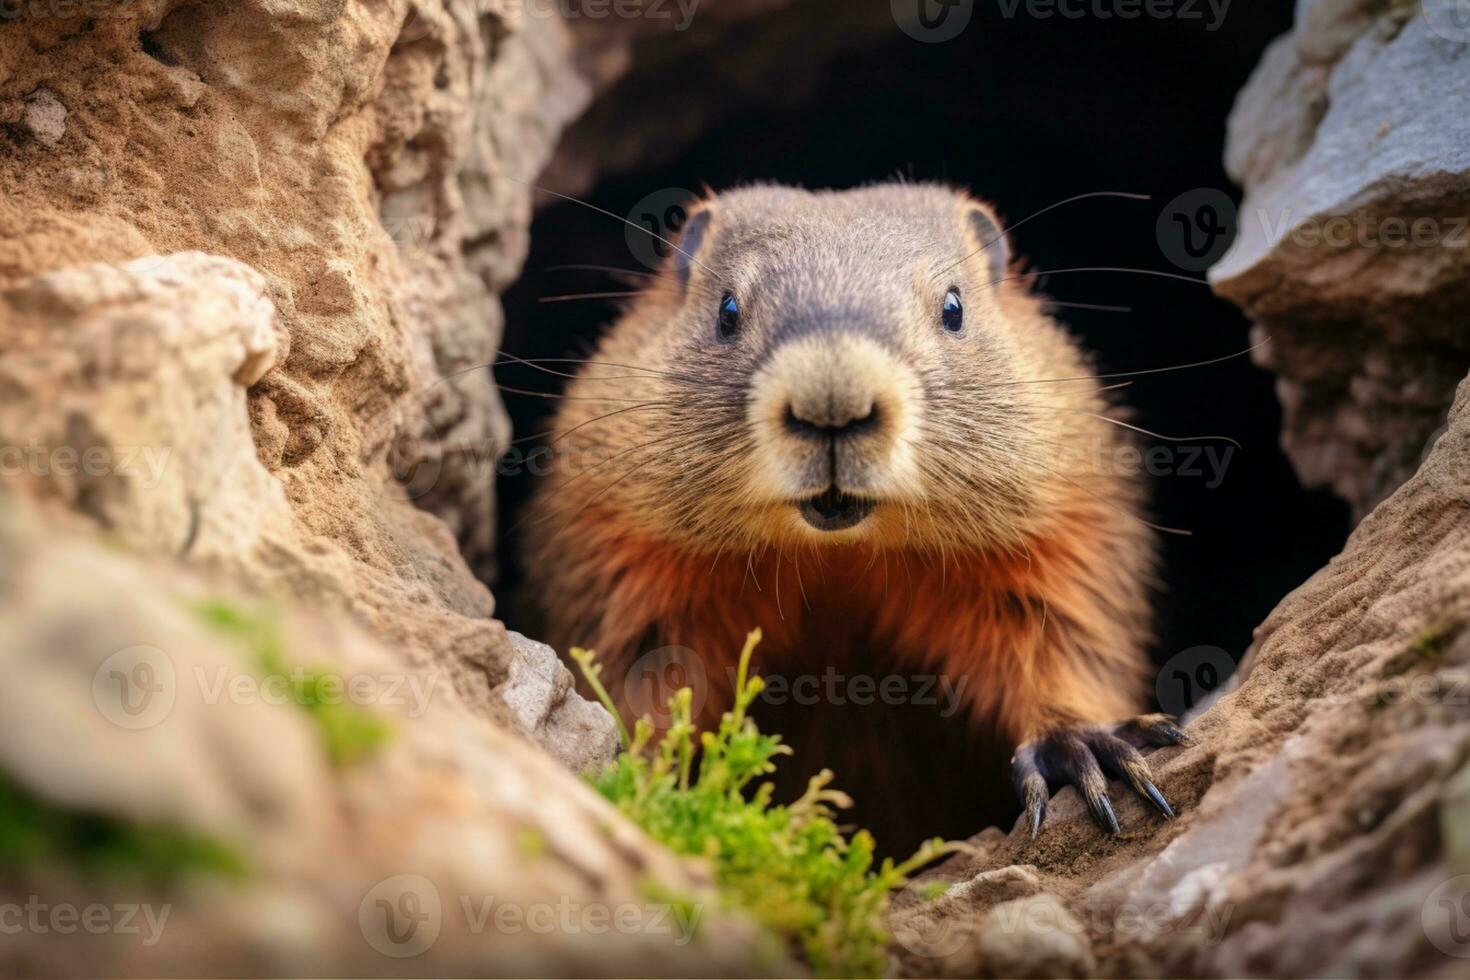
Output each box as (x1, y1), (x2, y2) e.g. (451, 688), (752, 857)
(492, 2), (1351, 847)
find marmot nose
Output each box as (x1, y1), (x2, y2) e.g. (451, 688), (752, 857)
(783, 398), (879, 440)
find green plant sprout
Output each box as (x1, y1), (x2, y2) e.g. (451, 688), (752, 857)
(572, 628), (961, 979)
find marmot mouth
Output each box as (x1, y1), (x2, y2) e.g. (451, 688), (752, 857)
(797, 488), (876, 532)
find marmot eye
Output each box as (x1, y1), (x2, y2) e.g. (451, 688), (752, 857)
(717, 292), (741, 342)
(941, 289), (964, 335)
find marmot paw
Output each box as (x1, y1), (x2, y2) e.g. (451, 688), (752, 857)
(1011, 714), (1193, 837)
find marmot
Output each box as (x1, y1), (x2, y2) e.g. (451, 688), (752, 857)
(521, 183), (1189, 853)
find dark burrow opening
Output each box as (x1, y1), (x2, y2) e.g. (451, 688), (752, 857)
(492, 3), (1352, 850)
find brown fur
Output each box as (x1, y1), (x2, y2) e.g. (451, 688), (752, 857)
(521, 183), (1155, 852)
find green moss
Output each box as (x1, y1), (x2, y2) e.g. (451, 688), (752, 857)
(1379, 621), (1459, 682)
(573, 630), (958, 979)
(0, 774), (246, 881)
(1413, 622), (1453, 660)
(193, 599), (393, 766)
(515, 827), (548, 859)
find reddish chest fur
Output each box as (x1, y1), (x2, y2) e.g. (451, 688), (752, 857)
(573, 503), (1145, 745)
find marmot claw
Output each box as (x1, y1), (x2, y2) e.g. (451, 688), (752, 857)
(1011, 714), (1193, 837)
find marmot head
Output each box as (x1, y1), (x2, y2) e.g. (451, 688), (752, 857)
(554, 184), (1097, 555)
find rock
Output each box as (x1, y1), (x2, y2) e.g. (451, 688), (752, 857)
(0, 496), (781, 976)
(893, 374), (1470, 978)
(502, 631), (622, 773)
(886, 844), (1039, 975)
(0, 0), (635, 765)
(0, 0), (589, 587)
(973, 894), (1095, 980)
(0, 253), (292, 564)
(22, 87), (66, 146)
(1210, 0), (1470, 519)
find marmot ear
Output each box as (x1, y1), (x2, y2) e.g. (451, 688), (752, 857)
(961, 201), (1011, 288)
(673, 203), (714, 286)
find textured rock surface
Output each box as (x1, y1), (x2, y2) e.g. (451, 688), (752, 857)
(0, 3), (787, 969)
(0, 495), (778, 977)
(1210, 0), (1470, 519)
(0, 0), (591, 584)
(3, 0), (1468, 975)
(891, 376), (1470, 978)
(889, 4), (1470, 972)
(0, 252), (612, 767)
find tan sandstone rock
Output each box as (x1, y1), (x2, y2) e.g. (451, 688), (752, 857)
(1210, 0), (1470, 519)
(0, 494), (782, 977)
(0, 1), (805, 973)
